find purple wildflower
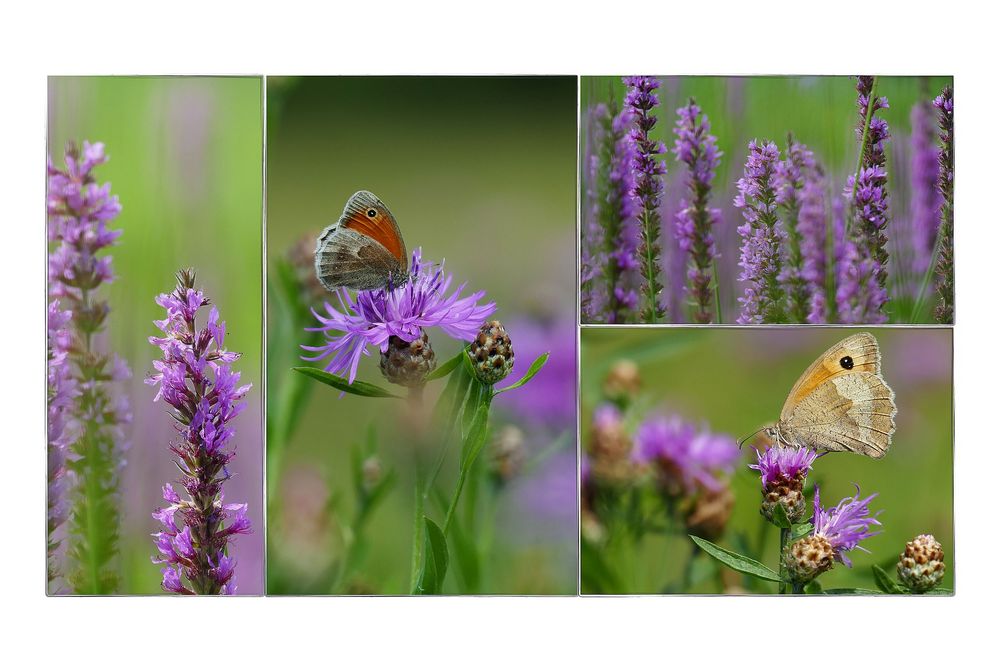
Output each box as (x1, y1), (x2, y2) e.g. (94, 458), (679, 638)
(303, 248), (495, 384)
(749, 445), (819, 489)
(775, 140), (825, 323)
(148, 270), (253, 595)
(735, 140), (786, 323)
(634, 414), (738, 496)
(910, 99), (943, 281)
(933, 86), (954, 323)
(623, 76), (667, 323)
(810, 486), (882, 566)
(672, 98), (722, 323)
(47, 301), (77, 590)
(47, 141), (130, 594)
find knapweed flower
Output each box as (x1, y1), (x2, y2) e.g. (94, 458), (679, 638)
(735, 140), (787, 323)
(303, 249), (495, 384)
(909, 99), (943, 282)
(897, 534), (946, 592)
(749, 445), (819, 524)
(468, 320), (514, 385)
(47, 140), (130, 595)
(784, 486), (881, 584)
(672, 98), (723, 323)
(623, 76), (667, 323)
(148, 270), (253, 595)
(934, 86), (954, 324)
(379, 331), (437, 388)
(775, 140), (823, 323)
(634, 414), (738, 496)
(47, 301), (77, 589)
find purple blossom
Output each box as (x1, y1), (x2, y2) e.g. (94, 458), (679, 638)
(634, 414), (738, 495)
(775, 141), (825, 323)
(810, 485), (882, 566)
(933, 86), (954, 323)
(303, 248), (495, 384)
(735, 140), (786, 323)
(909, 99), (943, 280)
(799, 173), (829, 323)
(749, 445), (819, 488)
(623, 76), (667, 323)
(148, 271), (252, 595)
(47, 300), (77, 589)
(672, 98), (722, 323)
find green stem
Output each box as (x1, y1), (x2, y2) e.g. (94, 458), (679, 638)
(778, 527), (790, 594)
(712, 259), (723, 324)
(846, 76), (879, 239)
(408, 456), (425, 593)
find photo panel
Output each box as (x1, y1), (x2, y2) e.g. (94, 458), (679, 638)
(265, 76), (578, 595)
(46, 76), (264, 594)
(580, 326), (953, 595)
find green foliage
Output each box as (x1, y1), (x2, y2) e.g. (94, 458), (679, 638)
(413, 517), (449, 595)
(495, 352), (549, 394)
(689, 535), (783, 583)
(293, 367), (403, 399)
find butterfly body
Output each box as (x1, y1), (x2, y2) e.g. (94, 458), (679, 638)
(768, 332), (896, 459)
(315, 190), (408, 291)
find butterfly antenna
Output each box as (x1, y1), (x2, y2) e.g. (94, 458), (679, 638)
(737, 427), (768, 450)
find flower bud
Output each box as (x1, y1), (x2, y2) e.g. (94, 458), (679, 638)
(897, 534), (945, 592)
(602, 359), (641, 405)
(380, 331), (437, 387)
(588, 405), (635, 485)
(361, 456), (383, 494)
(489, 425), (525, 483)
(685, 484), (734, 541)
(468, 320), (514, 385)
(783, 534), (834, 584)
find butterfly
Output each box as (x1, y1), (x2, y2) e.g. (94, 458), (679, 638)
(314, 190), (409, 291)
(765, 332), (897, 458)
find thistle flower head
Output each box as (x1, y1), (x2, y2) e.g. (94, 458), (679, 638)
(810, 485), (881, 566)
(302, 249), (495, 384)
(749, 445), (819, 524)
(897, 533), (946, 593)
(379, 331), (437, 388)
(633, 415), (738, 496)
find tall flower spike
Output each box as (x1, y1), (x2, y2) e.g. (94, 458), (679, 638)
(749, 445), (819, 524)
(784, 486), (881, 584)
(909, 98), (943, 284)
(303, 248), (496, 384)
(672, 98), (723, 323)
(47, 140), (131, 594)
(775, 139), (823, 323)
(148, 270), (253, 595)
(735, 140), (786, 323)
(933, 86), (954, 323)
(47, 301), (77, 591)
(623, 76), (668, 323)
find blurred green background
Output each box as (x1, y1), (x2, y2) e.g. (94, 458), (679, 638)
(581, 327), (953, 593)
(266, 77), (578, 594)
(581, 76), (954, 322)
(48, 77), (264, 594)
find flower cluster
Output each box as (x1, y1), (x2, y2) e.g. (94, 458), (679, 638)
(47, 301), (77, 588)
(672, 98), (722, 323)
(303, 249), (495, 385)
(623, 76), (667, 323)
(148, 270), (253, 595)
(634, 415), (739, 496)
(749, 445), (819, 523)
(735, 140), (786, 323)
(933, 86), (954, 323)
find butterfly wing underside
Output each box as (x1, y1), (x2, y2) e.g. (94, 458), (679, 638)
(777, 332), (897, 458)
(315, 190), (408, 291)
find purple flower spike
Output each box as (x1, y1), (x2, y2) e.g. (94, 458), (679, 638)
(623, 76), (668, 323)
(810, 485), (882, 566)
(672, 98), (722, 323)
(302, 248), (495, 384)
(909, 99), (943, 281)
(735, 140), (786, 323)
(634, 414), (738, 495)
(933, 86), (954, 323)
(148, 270), (252, 595)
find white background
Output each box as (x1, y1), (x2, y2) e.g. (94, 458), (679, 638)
(2, 1), (996, 664)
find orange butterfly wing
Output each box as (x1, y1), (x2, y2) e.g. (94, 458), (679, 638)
(340, 191), (407, 266)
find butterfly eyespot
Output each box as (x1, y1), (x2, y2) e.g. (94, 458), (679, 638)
(366, 208), (378, 218)
(839, 355), (854, 370)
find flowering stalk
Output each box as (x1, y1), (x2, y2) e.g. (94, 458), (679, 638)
(581, 104), (607, 321)
(47, 301), (77, 591)
(672, 98), (723, 323)
(775, 138), (823, 323)
(47, 141), (130, 594)
(624, 76), (667, 323)
(735, 140), (786, 323)
(933, 86), (954, 323)
(909, 98), (943, 282)
(148, 270), (253, 594)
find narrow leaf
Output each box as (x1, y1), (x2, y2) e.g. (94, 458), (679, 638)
(414, 517), (449, 595)
(872, 564), (905, 594)
(790, 522), (813, 540)
(823, 588), (885, 595)
(425, 350), (464, 381)
(771, 502), (792, 529)
(495, 352), (550, 394)
(689, 535), (782, 583)
(292, 367), (402, 399)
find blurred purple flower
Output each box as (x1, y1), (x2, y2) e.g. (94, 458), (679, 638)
(672, 98), (722, 323)
(581, 104), (608, 321)
(735, 140), (786, 323)
(810, 485), (882, 566)
(749, 445), (819, 489)
(799, 172), (829, 323)
(148, 271), (253, 595)
(910, 99), (943, 279)
(933, 86), (954, 323)
(303, 248), (495, 384)
(775, 141), (825, 323)
(624, 76), (667, 322)
(634, 414), (738, 494)
(497, 315), (575, 428)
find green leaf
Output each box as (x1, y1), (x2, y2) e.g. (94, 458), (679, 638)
(689, 535), (782, 583)
(413, 517), (449, 595)
(872, 564), (906, 594)
(495, 352), (550, 394)
(823, 588), (885, 595)
(803, 580), (823, 594)
(425, 350), (465, 381)
(292, 367), (403, 399)
(921, 588), (954, 595)
(790, 522), (813, 540)
(771, 502), (792, 529)
(460, 390), (493, 471)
